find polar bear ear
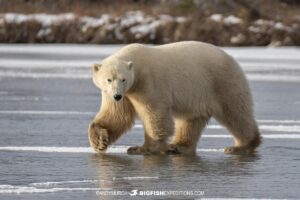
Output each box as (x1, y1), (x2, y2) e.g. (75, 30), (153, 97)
(93, 63), (102, 72)
(126, 61), (133, 70)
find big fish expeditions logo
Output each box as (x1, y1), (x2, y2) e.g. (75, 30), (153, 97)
(96, 189), (205, 197)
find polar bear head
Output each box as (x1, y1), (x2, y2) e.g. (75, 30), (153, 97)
(92, 59), (134, 101)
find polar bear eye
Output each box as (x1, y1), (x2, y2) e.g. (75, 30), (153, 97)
(107, 79), (112, 83)
(122, 79), (126, 82)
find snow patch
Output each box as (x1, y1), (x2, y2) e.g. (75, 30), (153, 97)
(36, 27), (52, 38)
(210, 14), (243, 25)
(249, 19), (292, 34)
(210, 14), (223, 22)
(223, 15), (242, 25)
(230, 33), (245, 44)
(80, 15), (111, 32)
(130, 21), (160, 39)
(3, 13), (76, 26)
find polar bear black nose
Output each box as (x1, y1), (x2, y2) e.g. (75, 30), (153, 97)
(114, 94), (122, 101)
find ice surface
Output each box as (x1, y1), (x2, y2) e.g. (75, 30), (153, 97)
(0, 45), (299, 199)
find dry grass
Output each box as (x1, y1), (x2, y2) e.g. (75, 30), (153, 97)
(1, 0), (299, 19)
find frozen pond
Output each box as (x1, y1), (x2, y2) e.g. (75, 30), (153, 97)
(0, 44), (299, 199)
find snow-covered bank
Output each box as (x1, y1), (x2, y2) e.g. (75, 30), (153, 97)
(0, 12), (187, 44)
(0, 12), (299, 46)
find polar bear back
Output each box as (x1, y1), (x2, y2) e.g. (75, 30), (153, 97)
(108, 41), (250, 119)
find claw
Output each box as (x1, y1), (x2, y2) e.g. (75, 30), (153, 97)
(127, 146), (150, 155)
(224, 146), (254, 154)
(165, 144), (181, 154)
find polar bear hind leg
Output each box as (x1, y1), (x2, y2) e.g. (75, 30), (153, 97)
(214, 107), (261, 154)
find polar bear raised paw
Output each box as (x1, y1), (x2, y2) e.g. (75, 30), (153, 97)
(88, 123), (109, 153)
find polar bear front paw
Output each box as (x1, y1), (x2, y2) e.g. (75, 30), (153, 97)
(224, 146), (254, 154)
(88, 123), (109, 153)
(165, 144), (181, 154)
(97, 128), (109, 152)
(127, 146), (151, 155)
(165, 144), (197, 154)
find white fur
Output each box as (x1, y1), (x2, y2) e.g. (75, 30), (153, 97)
(89, 41), (261, 154)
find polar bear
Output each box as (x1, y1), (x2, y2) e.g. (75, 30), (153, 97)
(88, 41), (261, 155)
